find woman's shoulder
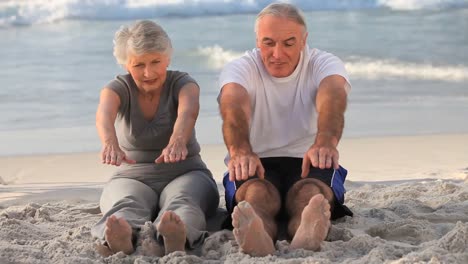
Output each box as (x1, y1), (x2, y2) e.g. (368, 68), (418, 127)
(166, 70), (190, 80)
(113, 73), (134, 87)
(165, 70), (197, 87)
(105, 73), (132, 90)
(104, 74), (135, 105)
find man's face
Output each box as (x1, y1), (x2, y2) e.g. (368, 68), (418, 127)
(256, 15), (307, 78)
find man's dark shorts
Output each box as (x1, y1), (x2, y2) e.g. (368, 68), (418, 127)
(223, 157), (353, 220)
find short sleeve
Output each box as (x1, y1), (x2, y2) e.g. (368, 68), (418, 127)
(312, 52), (351, 93)
(105, 76), (130, 114)
(166, 71), (199, 104)
(217, 55), (255, 103)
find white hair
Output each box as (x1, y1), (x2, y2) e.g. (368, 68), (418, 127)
(113, 20), (172, 66)
(254, 2), (307, 33)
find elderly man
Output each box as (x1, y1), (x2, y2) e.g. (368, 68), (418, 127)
(218, 3), (353, 256)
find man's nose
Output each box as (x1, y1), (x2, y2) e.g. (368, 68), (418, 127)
(272, 44), (283, 59)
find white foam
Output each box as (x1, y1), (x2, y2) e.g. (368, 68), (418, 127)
(1, 0), (467, 27)
(378, 0), (468, 10)
(197, 45), (245, 70)
(345, 57), (468, 82)
(195, 45), (468, 82)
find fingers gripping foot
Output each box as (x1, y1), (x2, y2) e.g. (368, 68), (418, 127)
(290, 194), (331, 251)
(232, 201), (275, 256)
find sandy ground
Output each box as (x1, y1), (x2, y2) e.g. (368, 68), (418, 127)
(1, 134), (467, 263)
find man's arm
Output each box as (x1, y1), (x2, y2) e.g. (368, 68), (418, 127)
(302, 75), (348, 175)
(219, 83), (265, 181)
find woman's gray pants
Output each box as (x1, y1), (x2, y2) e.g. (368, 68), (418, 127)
(91, 170), (219, 249)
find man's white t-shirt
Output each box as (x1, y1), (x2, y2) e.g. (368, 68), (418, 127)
(218, 45), (351, 158)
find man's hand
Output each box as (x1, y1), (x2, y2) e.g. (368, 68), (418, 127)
(228, 151), (265, 182)
(305, 74), (347, 177)
(301, 134), (339, 177)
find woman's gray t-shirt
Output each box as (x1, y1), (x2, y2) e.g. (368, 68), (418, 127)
(106, 71), (211, 183)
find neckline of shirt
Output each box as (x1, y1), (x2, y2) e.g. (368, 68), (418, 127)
(255, 45), (308, 84)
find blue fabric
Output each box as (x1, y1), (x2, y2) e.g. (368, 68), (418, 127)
(223, 165), (349, 214)
(223, 172), (237, 213)
(331, 166), (348, 205)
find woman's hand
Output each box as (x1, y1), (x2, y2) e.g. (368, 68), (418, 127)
(101, 143), (136, 166)
(155, 137), (188, 164)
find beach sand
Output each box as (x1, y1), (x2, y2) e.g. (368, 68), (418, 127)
(1, 134), (467, 263)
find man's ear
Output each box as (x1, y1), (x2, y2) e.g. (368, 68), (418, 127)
(302, 32), (308, 47)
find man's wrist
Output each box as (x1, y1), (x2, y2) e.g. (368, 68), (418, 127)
(228, 144), (252, 156)
(315, 131), (339, 146)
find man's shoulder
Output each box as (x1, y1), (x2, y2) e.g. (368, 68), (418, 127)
(306, 48), (345, 72)
(218, 48), (264, 93)
(225, 48), (260, 68)
(307, 48), (337, 62)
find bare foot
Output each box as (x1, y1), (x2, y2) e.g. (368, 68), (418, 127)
(290, 194), (331, 251)
(232, 201), (275, 256)
(104, 215), (134, 255)
(156, 211), (186, 254)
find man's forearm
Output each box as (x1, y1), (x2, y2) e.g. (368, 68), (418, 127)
(316, 109), (344, 147)
(315, 77), (348, 146)
(221, 105), (252, 155)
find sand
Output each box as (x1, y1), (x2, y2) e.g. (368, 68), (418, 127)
(1, 134), (467, 263)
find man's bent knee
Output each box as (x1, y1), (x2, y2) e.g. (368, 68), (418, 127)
(286, 179), (334, 215)
(235, 179), (281, 215)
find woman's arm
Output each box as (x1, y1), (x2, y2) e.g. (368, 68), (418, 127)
(155, 82), (199, 163)
(96, 88), (136, 166)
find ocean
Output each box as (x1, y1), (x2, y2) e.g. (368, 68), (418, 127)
(1, 0), (467, 156)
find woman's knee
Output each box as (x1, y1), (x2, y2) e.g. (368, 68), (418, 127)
(163, 171), (217, 195)
(100, 178), (158, 213)
(160, 171), (219, 210)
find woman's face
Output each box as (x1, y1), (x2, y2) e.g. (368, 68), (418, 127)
(126, 51), (170, 93)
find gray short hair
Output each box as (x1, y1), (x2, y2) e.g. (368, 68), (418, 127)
(254, 3), (307, 33)
(113, 20), (172, 66)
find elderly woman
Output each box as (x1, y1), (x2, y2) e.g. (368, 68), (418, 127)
(91, 20), (219, 256)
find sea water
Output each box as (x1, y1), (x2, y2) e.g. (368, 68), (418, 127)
(0, 0), (467, 156)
